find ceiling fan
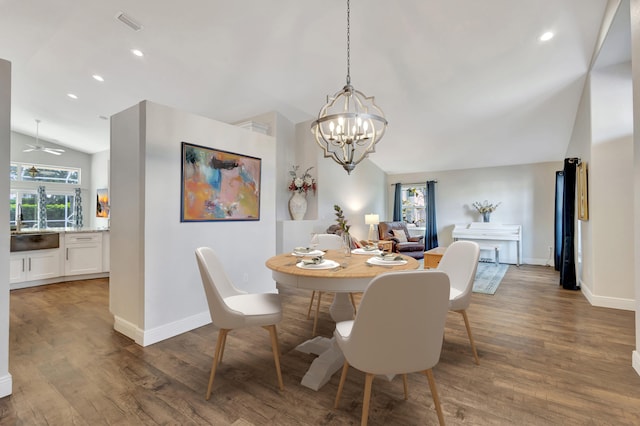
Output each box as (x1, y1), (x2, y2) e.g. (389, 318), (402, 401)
(23, 119), (65, 156)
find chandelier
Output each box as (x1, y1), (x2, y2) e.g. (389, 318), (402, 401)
(311, 0), (387, 175)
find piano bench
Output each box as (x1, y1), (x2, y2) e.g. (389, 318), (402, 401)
(478, 245), (500, 265)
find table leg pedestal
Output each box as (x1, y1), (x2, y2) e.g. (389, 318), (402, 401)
(296, 337), (345, 391)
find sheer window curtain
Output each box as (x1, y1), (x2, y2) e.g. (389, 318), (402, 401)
(424, 180), (438, 250)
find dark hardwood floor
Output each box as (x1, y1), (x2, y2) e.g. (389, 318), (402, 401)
(1, 265), (639, 425)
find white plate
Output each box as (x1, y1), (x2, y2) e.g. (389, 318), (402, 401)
(352, 248), (382, 255)
(296, 259), (340, 270)
(291, 249), (325, 257)
(367, 257), (408, 266)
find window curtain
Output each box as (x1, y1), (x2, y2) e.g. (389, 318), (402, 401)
(393, 183), (402, 221)
(554, 171), (564, 271)
(37, 185), (47, 229)
(559, 158), (578, 290)
(74, 188), (83, 228)
(424, 180), (438, 250)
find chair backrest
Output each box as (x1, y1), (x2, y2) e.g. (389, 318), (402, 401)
(437, 241), (480, 309)
(340, 270), (450, 375)
(313, 233), (343, 250)
(195, 247), (245, 326)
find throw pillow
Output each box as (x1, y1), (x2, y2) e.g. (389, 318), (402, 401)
(392, 229), (407, 243)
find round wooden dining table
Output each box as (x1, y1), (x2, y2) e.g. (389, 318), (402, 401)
(265, 249), (419, 390)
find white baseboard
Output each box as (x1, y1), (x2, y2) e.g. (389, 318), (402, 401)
(113, 316), (144, 345)
(580, 282), (635, 311)
(633, 351), (640, 377)
(141, 311), (211, 347)
(113, 311), (212, 347)
(0, 373), (12, 398)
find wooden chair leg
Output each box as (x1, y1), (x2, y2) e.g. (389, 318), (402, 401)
(312, 291), (323, 336)
(459, 309), (480, 365)
(307, 291), (316, 319)
(402, 374), (409, 400)
(334, 360), (350, 408)
(206, 328), (228, 400)
(264, 325), (284, 390)
(424, 369), (445, 426)
(349, 293), (358, 315)
(218, 329), (228, 365)
(361, 373), (375, 426)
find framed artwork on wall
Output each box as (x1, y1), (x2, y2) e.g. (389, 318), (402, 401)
(577, 161), (588, 221)
(96, 188), (109, 218)
(180, 142), (261, 222)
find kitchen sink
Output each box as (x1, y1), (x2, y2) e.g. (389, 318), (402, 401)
(10, 232), (60, 252)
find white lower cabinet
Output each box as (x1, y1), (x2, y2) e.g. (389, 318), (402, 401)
(64, 232), (103, 276)
(10, 249), (61, 284)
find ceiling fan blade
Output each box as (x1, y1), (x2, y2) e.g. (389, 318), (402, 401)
(23, 148), (36, 152)
(43, 149), (63, 155)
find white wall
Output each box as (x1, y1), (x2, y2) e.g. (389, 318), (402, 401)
(277, 119), (388, 253)
(629, 0), (640, 376)
(0, 58), (12, 397)
(388, 162), (561, 265)
(565, 1), (636, 311)
(110, 101), (276, 346)
(89, 150), (110, 229)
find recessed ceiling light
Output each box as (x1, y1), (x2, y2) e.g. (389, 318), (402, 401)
(67, 93), (78, 99)
(92, 74), (104, 82)
(539, 31), (554, 42)
(131, 48), (144, 57)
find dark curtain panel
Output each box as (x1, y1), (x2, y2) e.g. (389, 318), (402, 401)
(554, 171), (564, 271)
(560, 158), (579, 290)
(424, 180), (439, 250)
(393, 183), (402, 221)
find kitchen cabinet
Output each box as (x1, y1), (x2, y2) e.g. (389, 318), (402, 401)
(10, 249), (61, 284)
(64, 232), (103, 276)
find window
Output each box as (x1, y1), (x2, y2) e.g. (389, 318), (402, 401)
(13, 163), (80, 184)
(10, 162), (81, 229)
(10, 190), (76, 229)
(401, 184), (427, 226)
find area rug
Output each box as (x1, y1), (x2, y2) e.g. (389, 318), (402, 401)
(473, 262), (509, 295)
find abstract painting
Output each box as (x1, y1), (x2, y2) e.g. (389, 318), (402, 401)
(181, 142), (261, 221)
(96, 188), (109, 218)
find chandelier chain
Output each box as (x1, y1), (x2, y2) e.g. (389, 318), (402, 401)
(346, 0), (351, 85)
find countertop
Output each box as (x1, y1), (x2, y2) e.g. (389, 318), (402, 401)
(10, 227), (109, 235)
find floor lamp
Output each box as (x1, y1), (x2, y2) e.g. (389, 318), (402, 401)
(365, 214), (380, 242)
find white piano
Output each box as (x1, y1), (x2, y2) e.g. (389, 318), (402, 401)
(452, 223), (522, 265)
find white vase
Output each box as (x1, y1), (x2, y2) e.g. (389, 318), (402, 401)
(289, 191), (307, 220)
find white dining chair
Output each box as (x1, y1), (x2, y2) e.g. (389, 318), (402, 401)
(195, 247), (284, 399)
(437, 240), (481, 364)
(334, 270), (450, 426)
(306, 233), (357, 336)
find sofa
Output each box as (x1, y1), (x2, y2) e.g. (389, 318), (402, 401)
(378, 221), (425, 259)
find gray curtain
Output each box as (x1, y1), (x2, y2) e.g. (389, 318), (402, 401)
(393, 183), (402, 221)
(424, 180), (438, 250)
(37, 185), (47, 229)
(74, 188), (83, 227)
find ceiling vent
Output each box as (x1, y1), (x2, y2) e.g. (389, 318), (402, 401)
(116, 12), (143, 31)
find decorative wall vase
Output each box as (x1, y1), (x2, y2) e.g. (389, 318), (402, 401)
(482, 212), (491, 222)
(289, 192), (307, 220)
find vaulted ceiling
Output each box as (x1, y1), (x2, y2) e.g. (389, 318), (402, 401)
(0, 0), (622, 174)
